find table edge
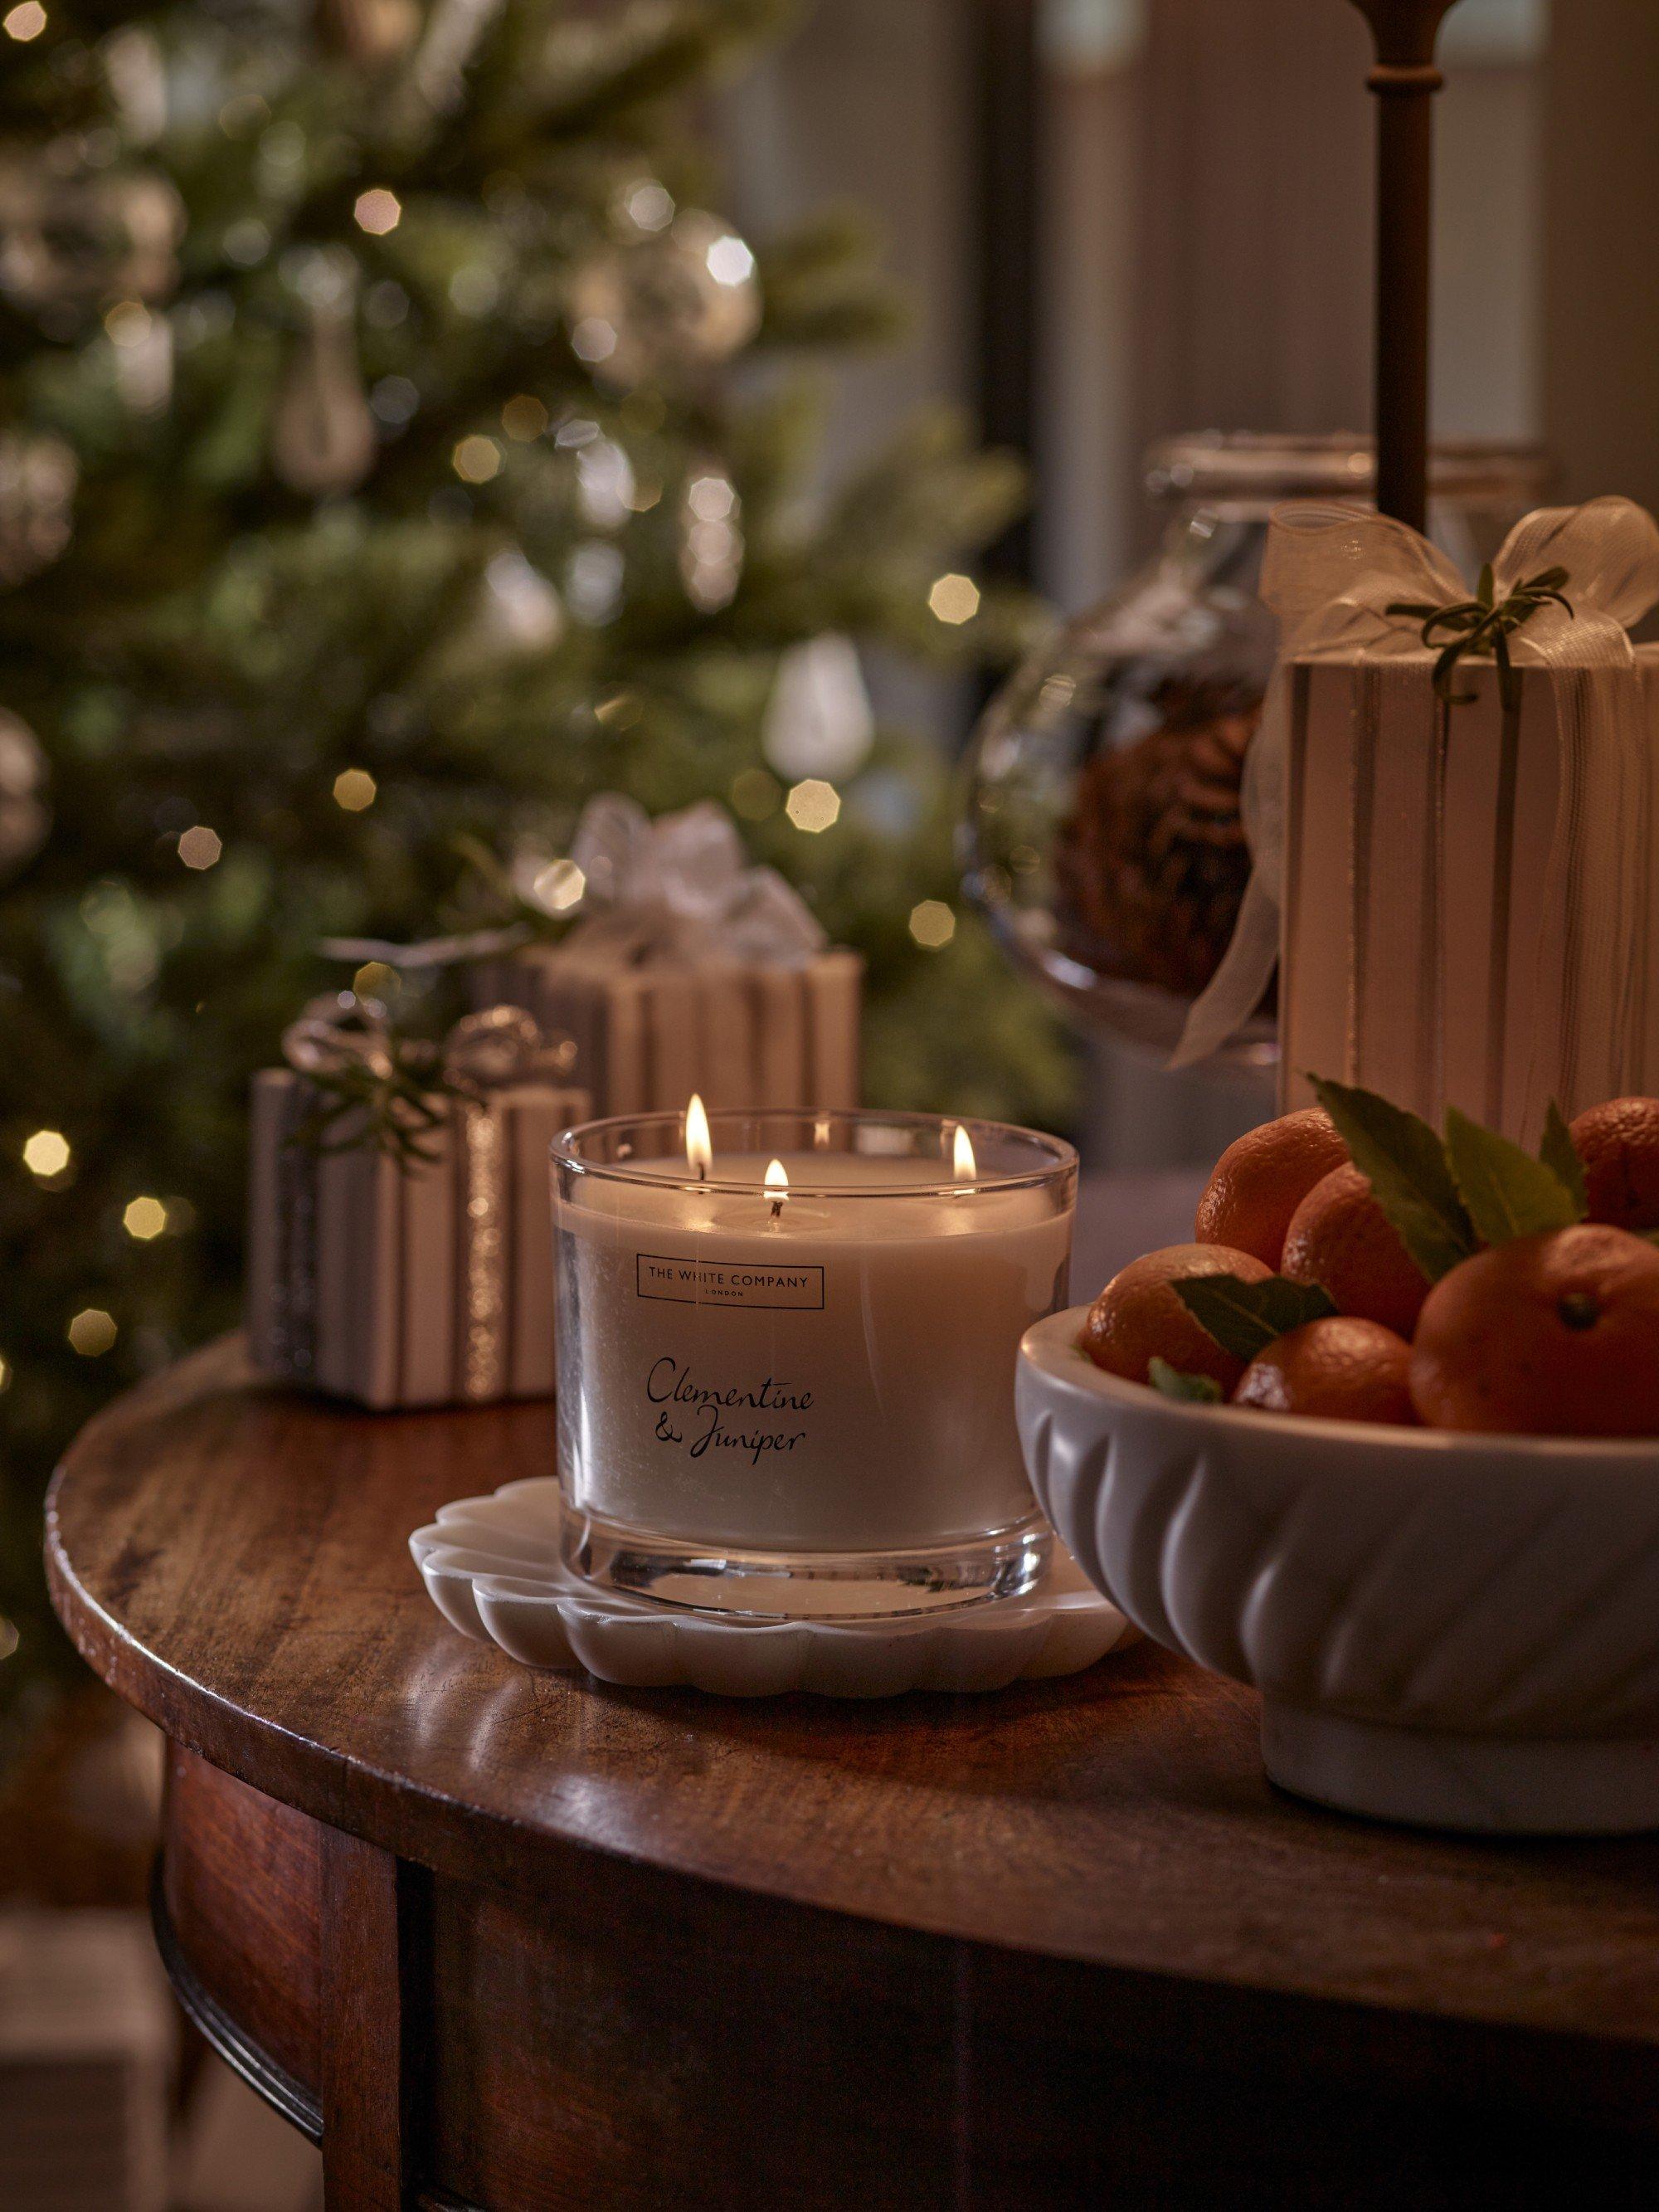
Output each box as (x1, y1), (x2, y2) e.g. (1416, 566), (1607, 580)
(41, 1343), (1659, 2089)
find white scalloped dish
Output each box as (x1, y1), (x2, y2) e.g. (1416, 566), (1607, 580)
(411, 1479), (1131, 1699)
(1017, 1304), (1659, 1834)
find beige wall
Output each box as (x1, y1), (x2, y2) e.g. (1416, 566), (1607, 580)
(721, 0), (1561, 1167)
(1544, 0), (1659, 514)
(721, 0), (971, 480)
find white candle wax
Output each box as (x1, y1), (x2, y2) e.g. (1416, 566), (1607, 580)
(555, 1150), (1071, 1553)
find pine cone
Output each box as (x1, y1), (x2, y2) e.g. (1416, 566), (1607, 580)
(1055, 684), (1262, 1001)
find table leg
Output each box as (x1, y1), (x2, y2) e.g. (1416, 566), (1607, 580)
(320, 1827), (423, 2210)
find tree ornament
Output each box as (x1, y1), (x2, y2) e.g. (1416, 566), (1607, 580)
(103, 27), (169, 144)
(1053, 689), (1259, 1005)
(0, 709), (50, 878)
(762, 636), (876, 782)
(410, 0), (504, 112)
(0, 149), (182, 314)
(567, 211), (761, 391)
(270, 258), (377, 496)
(0, 430), (75, 585)
(314, 0), (422, 67)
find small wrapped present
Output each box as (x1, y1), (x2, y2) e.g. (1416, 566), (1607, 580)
(246, 1005), (589, 1408)
(470, 795), (863, 1115)
(1175, 498), (1659, 1143)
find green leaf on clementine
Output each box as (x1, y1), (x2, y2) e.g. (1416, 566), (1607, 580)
(1171, 1274), (1337, 1365)
(1147, 1357), (1224, 1404)
(1538, 1099), (1589, 1216)
(1443, 1105), (1583, 1246)
(1309, 1075), (1475, 1282)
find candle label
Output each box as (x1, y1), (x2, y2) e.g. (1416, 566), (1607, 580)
(645, 1356), (814, 1464)
(635, 1252), (825, 1312)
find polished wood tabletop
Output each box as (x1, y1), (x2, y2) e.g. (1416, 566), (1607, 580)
(46, 1328), (1659, 2208)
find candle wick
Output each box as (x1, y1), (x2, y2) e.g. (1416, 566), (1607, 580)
(768, 1193), (784, 1221)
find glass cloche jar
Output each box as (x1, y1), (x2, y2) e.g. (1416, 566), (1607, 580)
(961, 433), (1549, 1068)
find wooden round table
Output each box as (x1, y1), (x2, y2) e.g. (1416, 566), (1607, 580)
(46, 1340), (1659, 2210)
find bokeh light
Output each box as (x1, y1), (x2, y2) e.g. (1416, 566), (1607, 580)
(928, 573), (980, 626)
(786, 779), (840, 834)
(353, 188), (401, 236)
(22, 1130), (71, 1179)
(908, 899), (957, 949)
(68, 1309), (118, 1357)
(333, 767), (377, 811)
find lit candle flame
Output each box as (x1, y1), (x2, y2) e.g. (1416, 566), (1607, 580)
(685, 1093), (712, 1180)
(765, 1157), (789, 1219)
(952, 1124), (977, 1183)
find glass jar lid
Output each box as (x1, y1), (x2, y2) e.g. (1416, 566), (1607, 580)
(1144, 431), (1551, 517)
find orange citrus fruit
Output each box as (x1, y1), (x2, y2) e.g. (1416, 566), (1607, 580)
(1281, 1162), (1431, 1337)
(1081, 1241), (1271, 1393)
(1194, 1107), (1349, 1269)
(1410, 1224), (1659, 1435)
(1233, 1317), (1416, 1425)
(1569, 1096), (1659, 1233)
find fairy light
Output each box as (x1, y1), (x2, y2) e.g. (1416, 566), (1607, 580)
(178, 826), (222, 870)
(23, 1130), (71, 1178)
(706, 233), (756, 288)
(928, 573), (980, 626)
(68, 1308), (117, 1356)
(452, 436), (500, 484)
(333, 767), (377, 811)
(687, 474), (735, 520)
(528, 859), (585, 914)
(353, 188), (401, 236)
(123, 1196), (168, 1241)
(352, 962), (397, 1001)
(625, 181), (674, 232)
(786, 779), (840, 834)
(502, 395), (548, 441)
(571, 318), (617, 364)
(908, 899), (956, 949)
(3, 3), (47, 40)
(0, 1355), (11, 1392)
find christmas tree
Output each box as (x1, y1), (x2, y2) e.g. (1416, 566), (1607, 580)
(0, 0), (1073, 1742)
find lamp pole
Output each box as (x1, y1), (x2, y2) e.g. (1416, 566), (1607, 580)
(1348, 0), (1460, 529)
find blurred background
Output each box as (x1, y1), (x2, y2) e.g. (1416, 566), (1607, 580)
(0, 0), (1652, 2203)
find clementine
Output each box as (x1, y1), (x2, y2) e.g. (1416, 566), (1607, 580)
(1233, 1317), (1416, 1425)
(1282, 1162), (1432, 1337)
(1194, 1107), (1350, 1269)
(1081, 1242), (1271, 1393)
(1410, 1223), (1659, 1435)
(1569, 1096), (1659, 1233)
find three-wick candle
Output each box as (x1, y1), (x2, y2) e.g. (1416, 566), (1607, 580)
(551, 1105), (1077, 1614)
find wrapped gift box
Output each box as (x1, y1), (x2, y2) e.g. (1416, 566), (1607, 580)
(473, 794), (863, 1115)
(469, 943), (862, 1116)
(246, 1014), (588, 1408)
(1279, 650), (1659, 1141)
(1177, 497), (1659, 1143)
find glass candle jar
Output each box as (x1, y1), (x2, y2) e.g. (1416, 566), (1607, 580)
(552, 1107), (1078, 1619)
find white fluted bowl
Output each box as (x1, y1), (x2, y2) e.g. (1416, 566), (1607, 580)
(1017, 1306), (1659, 1834)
